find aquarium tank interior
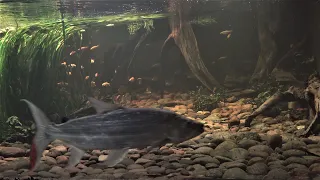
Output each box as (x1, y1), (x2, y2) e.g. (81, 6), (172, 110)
(0, 0), (320, 179)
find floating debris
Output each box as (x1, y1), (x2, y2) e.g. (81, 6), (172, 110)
(81, 65), (84, 69)
(106, 24), (115, 27)
(227, 33), (231, 39)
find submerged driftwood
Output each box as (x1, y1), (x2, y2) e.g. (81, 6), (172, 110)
(158, 0), (221, 94)
(245, 72), (320, 136)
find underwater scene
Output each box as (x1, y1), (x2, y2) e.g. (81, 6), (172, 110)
(0, 0), (320, 179)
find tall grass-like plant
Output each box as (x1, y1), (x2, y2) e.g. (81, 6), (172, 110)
(0, 24), (84, 139)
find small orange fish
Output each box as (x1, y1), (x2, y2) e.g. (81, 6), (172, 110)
(95, 73), (99, 77)
(67, 72), (72, 75)
(220, 30), (232, 35)
(61, 62), (67, 66)
(102, 82), (110, 87)
(69, 51), (76, 56)
(78, 46), (89, 51)
(90, 45), (99, 51)
(90, 59), (95, 63)
(85, 76), (89, 80)
(129, 77), (135, 82)
(70, 64), (76, 67)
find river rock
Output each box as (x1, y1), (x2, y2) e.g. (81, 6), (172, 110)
(222, 167), (248, 179)
(0, 147), (25, 157)
(246, 162), (269, 175)
(262, 168), (290, 180)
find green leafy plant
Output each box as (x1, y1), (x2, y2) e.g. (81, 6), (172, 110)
(6, 116), (33, 135)
(189, 86), (225, 111)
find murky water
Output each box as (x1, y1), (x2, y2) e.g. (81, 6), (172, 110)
(1, 0), (320, 179)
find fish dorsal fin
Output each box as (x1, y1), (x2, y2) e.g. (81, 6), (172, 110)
(88, 97), (122, 114)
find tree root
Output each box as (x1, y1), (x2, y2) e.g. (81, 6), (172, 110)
(245, 73), (320, 137)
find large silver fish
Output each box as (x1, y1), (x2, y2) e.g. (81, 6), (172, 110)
(21, 97), (204, 171)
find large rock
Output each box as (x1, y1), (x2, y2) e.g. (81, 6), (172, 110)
(262, 168), (290, 180)
(0, 147), (25, 157)
(222, 167), (248, 179)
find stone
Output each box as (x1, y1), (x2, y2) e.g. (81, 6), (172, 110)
(0, 147), (25, 157)
(98, 155), (108, 162)
(286, 163), (308, 171)
(246, 162), (269, 175)
(248, 145), (273, 155)
(220, 162), (247, 170)
(37, 171), (60, 178)
(238, 139), (260, 149)
(205, 163), (219, 169)
(215, 141), (238, 152)
(41, 156), (57, 165)
(136, 158), (153, 164)
(284, 157), (308, 166)
(282, 140), (306, 151)
(46, 149), (62, 158)
(205, 168), (223, 178)
(1, 170), (18, 177)
(282, 149), (307, 158)
(0, 158), (30, 172)
(192, 147), (213, 155)
(193, 156), (220, 165)
(222, 167), (248, 179)
(52, 145), (68, 154)
(248, 157), (264, 166)
(227, 148), (249, 160)
(127, 164), (144, 170)
(262, 168), (290, 180)
(56, 155), (68, 164)
(146, 166), (165, 175)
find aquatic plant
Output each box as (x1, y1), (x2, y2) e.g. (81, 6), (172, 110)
(189, 86), (225, 111)
(0, 12), (171, 141)
(0, 23), (83, 138)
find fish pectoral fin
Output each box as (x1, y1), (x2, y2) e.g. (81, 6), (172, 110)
(67, 146), (85, 168)
(87, 97), (122, 114)
(104, 148), (129, 167)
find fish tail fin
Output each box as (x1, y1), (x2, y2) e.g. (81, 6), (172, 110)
(21, 99), (53, 171)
